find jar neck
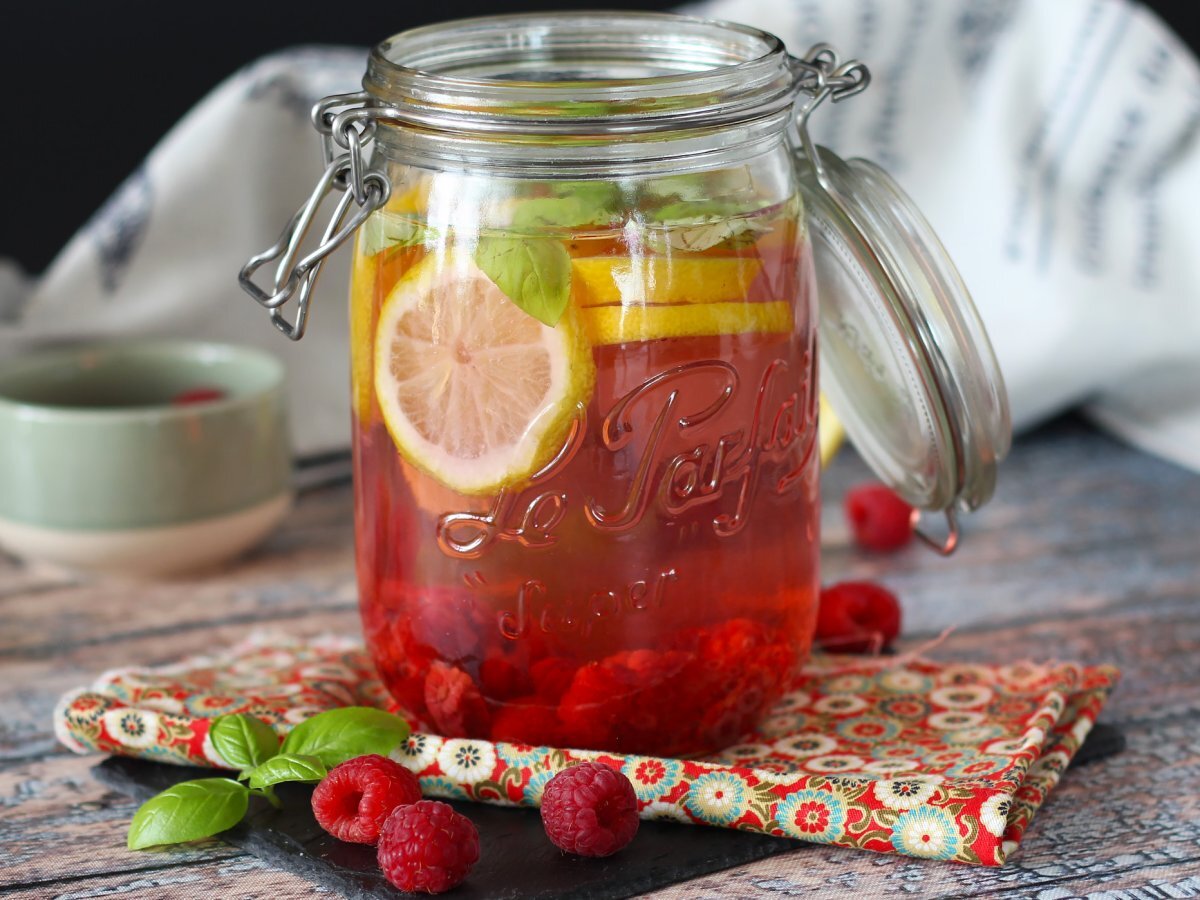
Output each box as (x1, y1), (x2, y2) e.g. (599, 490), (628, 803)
(363, 12), (800, 170)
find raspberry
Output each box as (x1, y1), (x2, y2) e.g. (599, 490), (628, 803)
(559, 650), (694, 754)
(424, 660), (491, 738)
(845, 483), (915, 552)
(479, 657), (532, 700)
(366, 615), (437, 724)
(530, 656), (577, 703)
(698, 618), (769, 661)
(171, 387), (226, 405)
(311, 754), (422, 845)
(408, 590), (482, 661)
(540, 762), (640, 857)
(490, 697), (562, 746)
(378, 800), (480, 894)
(816, 581), (902, 653)
(690, 620), (794, 750)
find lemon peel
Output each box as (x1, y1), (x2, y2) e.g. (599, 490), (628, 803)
(374, 253), (594, 495)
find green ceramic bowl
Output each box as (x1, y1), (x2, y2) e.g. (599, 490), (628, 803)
(0, 340), (292, 576)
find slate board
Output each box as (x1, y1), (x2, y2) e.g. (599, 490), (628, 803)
(93, 723), (1124, 898)
(94, 757), (796, 899)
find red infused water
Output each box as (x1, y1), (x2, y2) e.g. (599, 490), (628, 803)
(352, 194), (820, 757)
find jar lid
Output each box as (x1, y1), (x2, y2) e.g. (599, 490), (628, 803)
(798, 147), (1011, 533)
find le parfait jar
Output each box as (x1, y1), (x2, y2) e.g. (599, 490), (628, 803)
(241, 13), (1011, 757)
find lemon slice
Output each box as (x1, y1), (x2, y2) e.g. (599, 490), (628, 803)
(385, 178), (431, 216)
(349, 236), (377, 424)
(572, 256), (763, 307)
(818, 395), (845, 467)
(582, 301), (792, 345)
(374, 253), (595, 495)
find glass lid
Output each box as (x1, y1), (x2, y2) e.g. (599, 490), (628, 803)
(798, 146), (1011, 528)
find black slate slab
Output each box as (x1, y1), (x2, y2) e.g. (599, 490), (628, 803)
(93, 722), (1123, 898)
(94, 757), (797, 899)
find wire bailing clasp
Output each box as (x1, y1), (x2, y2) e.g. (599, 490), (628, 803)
(790, 45), (871, 193)
(238, 92), (393, 341)
(791, 44), (871, 117)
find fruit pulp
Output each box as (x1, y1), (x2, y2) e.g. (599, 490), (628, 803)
(353, 201), (820, 757)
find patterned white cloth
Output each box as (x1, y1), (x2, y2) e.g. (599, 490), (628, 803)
(1, 1), (1197, 470)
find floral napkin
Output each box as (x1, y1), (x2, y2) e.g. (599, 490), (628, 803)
(54, 634), (1118, 866)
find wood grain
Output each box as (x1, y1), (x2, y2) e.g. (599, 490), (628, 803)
(0, 755), (241, 891)
(2, 417), (1199, 899)
(2, 858), (325, 899)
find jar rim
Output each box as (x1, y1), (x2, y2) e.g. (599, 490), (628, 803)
(363, 12), (798, 138)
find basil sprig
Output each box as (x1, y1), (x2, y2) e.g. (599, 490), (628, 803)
(360, 214), (431, 257)
(247, 754), (327, 790)
(474, 236), (573, 328)
(127, 778), (248, 851)
(510, 181), (624, 230)
(126, 708), (410, 850)
(280, 707), (411, 768)
(209, 713), (279, 775)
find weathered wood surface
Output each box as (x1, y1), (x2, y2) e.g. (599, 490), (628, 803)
(2, 417), (1199, 899)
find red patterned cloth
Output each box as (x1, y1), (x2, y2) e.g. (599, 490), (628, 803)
(54, 634), (1118, 866)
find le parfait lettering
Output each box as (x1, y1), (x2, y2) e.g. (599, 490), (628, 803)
(436, 357), (816, 560)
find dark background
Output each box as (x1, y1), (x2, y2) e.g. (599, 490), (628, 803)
(2, 0), (1194, 275)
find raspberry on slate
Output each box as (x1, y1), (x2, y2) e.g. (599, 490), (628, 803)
(816, 581), (903, 653)
(311, 754), (422, 845)
(540, 761), (640, 857)
(378, 799), (481, 894)
(844, 483), (916, 552)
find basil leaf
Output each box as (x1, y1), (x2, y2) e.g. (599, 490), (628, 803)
(127, 778), (248, 850)
(645, 217), (771, 253)
(209, 714), (279, 774)
(511, 197), (620, 230)
(649, 200), (751, 224)
(549, 180), (623, 206)
(474, 237), (573, 328)
(361, 214), (431, 257)
(247, 754), (327, 790)
(559, 100), (624, 118)
(642, 199), (773, 253)
(280, 707), (411, 768)
(641, 173), (713, 204)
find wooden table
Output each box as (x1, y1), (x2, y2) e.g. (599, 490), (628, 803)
(3, 417), (1199, 898)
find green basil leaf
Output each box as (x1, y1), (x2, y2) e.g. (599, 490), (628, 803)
(644, 216), (771, 253)
(558, 100), (624, 117)
(209, 714), (279, 773)
(511, 196), (620, 230)
(361, 213), (431, 257)
(247, 754), (328, 790)
(280, 707), (411, 768)
(640, 166), (758, 207)
(641, 198), (775, 253)
(127, 778), (248, 850)
(549, 180), (623, 205)
(474, 237), (572, 328)
(648, 199), (750, 224)
(640, 173), (713, 205)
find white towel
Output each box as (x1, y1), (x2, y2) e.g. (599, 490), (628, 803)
(1, 0), (1197, 471)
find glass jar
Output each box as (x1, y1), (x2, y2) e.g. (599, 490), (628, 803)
(241, 12), (1011, 757)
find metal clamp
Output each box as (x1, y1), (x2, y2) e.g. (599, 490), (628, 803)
(790, 45), (871, 193)
(790, 48), (967, 557)
(915, 507), (960, 556)
(238, 92), (393, 340)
